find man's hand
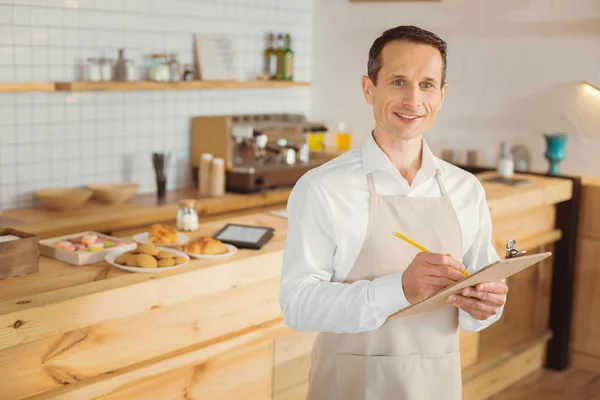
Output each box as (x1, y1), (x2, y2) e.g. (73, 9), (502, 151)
(402, 252), (466, 304)
(446, 281), (508, 320)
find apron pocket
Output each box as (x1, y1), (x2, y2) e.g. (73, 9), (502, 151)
(336, 353), (420, 400)
(335, 352), (461, 400)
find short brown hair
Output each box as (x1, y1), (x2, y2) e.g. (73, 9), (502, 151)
(367, 25), (447, 86)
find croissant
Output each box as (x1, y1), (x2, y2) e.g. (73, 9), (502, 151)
(182, 237), (228, 255)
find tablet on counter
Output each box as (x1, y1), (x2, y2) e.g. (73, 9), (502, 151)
(212, 223), (274, 250)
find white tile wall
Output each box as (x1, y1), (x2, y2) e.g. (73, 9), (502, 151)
(0, 0), (313, 210)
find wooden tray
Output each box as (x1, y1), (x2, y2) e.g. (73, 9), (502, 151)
(39, 231), (136, 266)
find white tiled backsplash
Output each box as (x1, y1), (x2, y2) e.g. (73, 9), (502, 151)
(0, 0), (313, 210)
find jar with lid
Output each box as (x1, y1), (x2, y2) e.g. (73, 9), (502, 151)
(99, 57), (113, 81)
(147, 54), (170, 82)
(168, 53), (181, 82)
(85, 58), (102, 82)
(176, 199), (199, 232)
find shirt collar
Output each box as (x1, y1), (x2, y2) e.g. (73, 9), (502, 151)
(360, 131), (446, 179)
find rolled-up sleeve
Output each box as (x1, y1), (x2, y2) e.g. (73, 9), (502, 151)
(459, 182), (504, 332)
(279, 176), (411, 333)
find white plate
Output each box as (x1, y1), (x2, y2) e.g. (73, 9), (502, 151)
(133, 231), (189, 247)
(185, 243), (238, 260)
(105, 246), (190, 273)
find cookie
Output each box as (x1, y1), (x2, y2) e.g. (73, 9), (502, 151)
(156, 250), (177, 259)
(157, 258), (176, 267)
(115, 253), (129, 265)
(137, 244), (159, 256)
(174, 256), (186, 265)
(126, 254), (138, 267)
(137, 254), (158, 268)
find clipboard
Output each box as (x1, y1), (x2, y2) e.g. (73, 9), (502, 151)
(388, 251), (552, 319)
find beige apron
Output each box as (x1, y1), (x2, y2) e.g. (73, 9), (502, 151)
(306, 170), (463, 400)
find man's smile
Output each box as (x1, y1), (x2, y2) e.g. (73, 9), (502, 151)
(394, 112), (424, 122)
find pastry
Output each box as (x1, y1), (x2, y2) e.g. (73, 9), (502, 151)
(137, 254), (158, 268)
(182, 237), (228, 255)
(202, 237), (228, 255)
(126, 254), (138, 267)
(156, 250), (176, 259)
(157, 258), (176, 267)
(115, 253), (129, 264)
(175, 256), (186, 264)
(137, 243), (160, 256)
(87, 242), (104, 250)
(148, 224), (179, 245)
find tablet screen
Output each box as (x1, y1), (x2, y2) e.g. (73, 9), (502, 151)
(215, 225), (269, 244)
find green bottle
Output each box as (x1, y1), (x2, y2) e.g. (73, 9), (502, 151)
(278, 33), (294, 81)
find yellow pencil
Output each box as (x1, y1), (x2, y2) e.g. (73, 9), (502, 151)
(393, 231), (469, 276)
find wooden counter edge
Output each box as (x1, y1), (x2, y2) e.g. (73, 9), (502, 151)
(0, 248), (285, 350)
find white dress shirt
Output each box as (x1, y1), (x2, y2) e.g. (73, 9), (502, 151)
(279, 132), (503, 334)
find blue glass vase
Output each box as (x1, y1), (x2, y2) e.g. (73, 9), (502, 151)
(544, 133), (568, 176)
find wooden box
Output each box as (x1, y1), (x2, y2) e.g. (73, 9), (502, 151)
(39, 231), (136, 266)
(0, 228), (39, 279)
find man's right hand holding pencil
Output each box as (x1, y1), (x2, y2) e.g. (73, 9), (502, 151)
(402, 252), (467, 304)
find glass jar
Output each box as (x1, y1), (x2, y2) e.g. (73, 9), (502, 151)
(147, 54), (170, 82)
(176, 199), (199, 232)
(168, 53), (181, 82)
(85, 58), (102, 82)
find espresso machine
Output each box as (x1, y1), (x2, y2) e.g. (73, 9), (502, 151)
(190, 114), (331, 193)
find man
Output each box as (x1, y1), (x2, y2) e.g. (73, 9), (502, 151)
(279, 26), (508, 400)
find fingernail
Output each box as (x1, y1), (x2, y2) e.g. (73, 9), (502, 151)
(463, 288), (471, 295)
(449, 295), (456, 302)
(479, 284), (485, 291)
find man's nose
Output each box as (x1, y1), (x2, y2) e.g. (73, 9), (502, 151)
(401, 85), (421, 109)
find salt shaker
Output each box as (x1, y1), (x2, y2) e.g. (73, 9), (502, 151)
(209, 157), (225, 197)
(198, 153), (213, 196)
(176, 199), (199, 232)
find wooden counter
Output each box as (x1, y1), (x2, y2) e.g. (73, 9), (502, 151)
(571, 177), (600, 374)
(0, 187), (292, 239)
(0, 172), (572, 400)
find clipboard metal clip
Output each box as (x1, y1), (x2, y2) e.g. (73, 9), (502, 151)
(505, 239), (527, 259)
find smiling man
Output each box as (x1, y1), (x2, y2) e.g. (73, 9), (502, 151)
(279, 26), (508, 399)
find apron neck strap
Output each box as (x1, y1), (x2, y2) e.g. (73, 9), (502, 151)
(434, 168), (448, 197)
(366, 172), (376, 194)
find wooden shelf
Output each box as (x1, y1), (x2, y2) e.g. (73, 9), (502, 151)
(0, 82), (54, 93)
(55, 80), (310, 92)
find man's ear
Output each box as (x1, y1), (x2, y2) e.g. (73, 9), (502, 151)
(362, 75), (374, 105)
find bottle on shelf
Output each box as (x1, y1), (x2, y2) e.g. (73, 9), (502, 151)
(263, 33), (278, 80)
(275, 34), (284, 80)
(497, 142), (514, 179)
(278, 33), (294, 81)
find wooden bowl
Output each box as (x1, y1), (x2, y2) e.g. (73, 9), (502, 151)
(89, 182), (140, 205)
(36, 188), (93, 210)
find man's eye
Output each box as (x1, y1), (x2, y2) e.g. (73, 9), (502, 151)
(392, 80), (404, 86)
(420, 82), (433, 89)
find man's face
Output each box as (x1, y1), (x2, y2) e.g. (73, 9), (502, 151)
(362, 40), (447, 140)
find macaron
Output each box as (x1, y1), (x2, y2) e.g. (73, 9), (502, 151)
(103, 241), (116, 248)
(73, 243), (86, 250)
(87, 242), (104, 250)
(56, 241), (72, 249)
(81, 235), (98, 245)
(63, 245), (76, 252)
